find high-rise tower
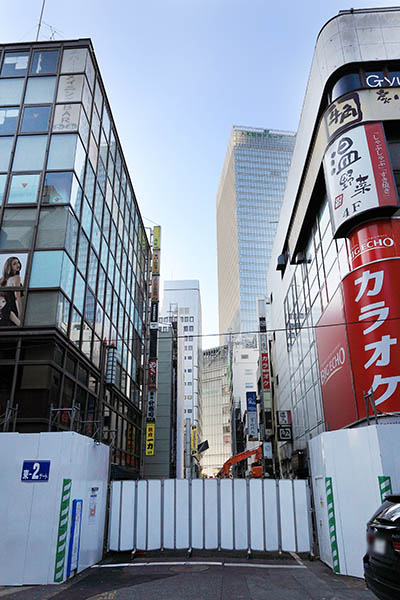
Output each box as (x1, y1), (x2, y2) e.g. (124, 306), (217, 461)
(216, 126), (295, 340)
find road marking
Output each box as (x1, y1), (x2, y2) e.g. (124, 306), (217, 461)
(92, 561), (306, 570)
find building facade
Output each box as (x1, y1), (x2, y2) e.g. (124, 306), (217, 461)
(267, 7), (400, 475)
(200, 345), (232, 477)
(216, 126), (296, 341)
(0, 40), (151, 477)
(159, 279), (202, 477)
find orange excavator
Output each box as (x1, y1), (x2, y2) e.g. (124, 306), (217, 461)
(217, 445), (263, 478)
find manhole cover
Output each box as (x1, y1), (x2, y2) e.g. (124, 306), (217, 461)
(169, 565), (210, 573)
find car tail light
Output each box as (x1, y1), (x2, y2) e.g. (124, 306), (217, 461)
(392, 540), (400, 555)
(367, 532), (375, 544)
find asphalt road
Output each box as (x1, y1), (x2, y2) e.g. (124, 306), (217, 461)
(0, 553), (376, 600)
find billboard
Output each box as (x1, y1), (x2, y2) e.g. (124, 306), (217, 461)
(145, 423), (155, 455)
(342, 257), (400, 416)
(347, 218), (400, 270)
(315, 286), (357, 430)
(153, 226), (161, 250)
(323, 123), (398, 237)
(0, 253), (28, 327)
(246, 391), (258, 440)
(148, 359), (157, 391)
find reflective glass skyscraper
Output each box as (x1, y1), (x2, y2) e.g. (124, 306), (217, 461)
(217, 126), (295, 339)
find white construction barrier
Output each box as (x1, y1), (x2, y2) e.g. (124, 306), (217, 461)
(0, 432), (109, 585)
(308, 424), (400, 578)
(109, 478), (312, 553)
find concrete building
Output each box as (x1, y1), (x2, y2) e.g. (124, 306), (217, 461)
(0, 40), (151, 478)
(267, 6), (400, 476)
(159, 279), (202, 477)
(216, 126), (296, 342)
(201, 345), (233, 477)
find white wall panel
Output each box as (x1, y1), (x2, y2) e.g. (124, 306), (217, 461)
(204, 479), (218, 549)
(136, 481), (147, 550)
(175, 479), (189, 548)
(293, 480), (311, 552)
(147, 481), (161, 550)
(249, 479), (264, 551)
(191, 479), (203, 549)
(279, 480), (296, 551)
(108, 481), (121, 551)
(163, 479), (175, 549)
(233, 479), (248, 549)
(119, 481), (135, 550)
(263, 480), (279, 551)
(220, 479), (234, 549)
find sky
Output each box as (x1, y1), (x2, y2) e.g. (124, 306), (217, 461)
(0, 0), (398, 348)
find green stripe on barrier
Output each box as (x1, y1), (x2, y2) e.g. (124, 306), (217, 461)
(325, 477), (340, 574)
(378, 476), (393, 504)
(54, 478), (72, 583)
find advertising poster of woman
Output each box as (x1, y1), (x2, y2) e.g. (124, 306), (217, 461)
(0, 254), (28, 327)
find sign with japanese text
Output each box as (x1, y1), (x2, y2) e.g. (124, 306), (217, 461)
(145, 423), (155, 455)
(146, 390), (156, 421)
(325, 91), (363, 141)
(191, 425), (198, 456)
(276, 410), (292, 425)
(246, 391), (258, 440)
(348, 219), (400, 270)
(261, 352), (270, 391)
(152, 249), (160, 276)
(277, 426), (292, 441)
(323, 123), (398, 237)
(150, 300), (159, 323)
(315, 286), (357, 430)
(21, 460), (50, 482)
(153, 226), (161, 250)
(342, 258), (400, 416)
(151, 276), (160, 302)
(148, 359), (157, 390)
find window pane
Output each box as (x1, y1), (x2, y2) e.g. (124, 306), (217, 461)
(13, 135), (47, 171)
(25, 291), (58, 325)
(57, 293), (70, 334)
(0, 79), (24, 105)
(60, 253), (74, 298)
(25, 77), (56, 104)
(74, 270), (85, 312)
(21, 106), (50, 132)
(42, 171), (81, 212)
(30, 250), (62, 287)
(0, 208), (36, 249)
(37, 206), (70, 248)
(0, 174), (7, 204)
(1, 52), (29, 77)
(57, 74), (84, 103)
(8, 174), (40, 204)
(0, 108), (19, 134)
(0, 137), (13, 171)
(31, 50), (59, 75)
(53, 103), (80, 133)
(47, 133), (78, 170)
(61, 48), (87, 73)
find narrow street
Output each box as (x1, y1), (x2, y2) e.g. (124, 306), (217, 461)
(0, 553), (375, 600)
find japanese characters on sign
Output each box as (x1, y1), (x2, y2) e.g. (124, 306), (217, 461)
(151, 276), (159, 302)
(191, 425), (198, 456)
(21, 460), (50, 482)
(325, 92), (363, 140)
(261, 352), (271, 391)
(148, 359), (157, 391)
(342, 258), (400, 416)
(323, 123), (398, 237)
(145, 423), (155, 456)
(246, 391), (258, 440)
(348, 218), (400, 269)
(146, 390), (156, 421)
(152, 249), (160, 276)
(153, 226), (161, 250)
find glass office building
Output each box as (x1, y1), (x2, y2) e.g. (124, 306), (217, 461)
(0, 40), (151, 476)
(217, 126), (295, 340)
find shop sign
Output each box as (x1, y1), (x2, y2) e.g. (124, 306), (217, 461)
(148, 359), (157, 390)
(342, 258), (400, 416)
(147, 390), (156, 421)
(145, 423), (155, 455)
(246, 391), (258, 440)
(152, 249), (160, 275)
(315, 286), (357, 430)
(151, 276), (160, 301)
(348, 218), (400, 269)
(150, 300), (159, 323)
(276, 410), (292, 425)
(277, 426), (292, 441)
(325, 91), (363, 140)
(191, 425), (198, 456)
(323, 122), (398, 237)
(153, 226), (161, 250)
(261, 352), (270, 391)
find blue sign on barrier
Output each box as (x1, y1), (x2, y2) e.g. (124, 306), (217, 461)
(21, 460), (50, 482)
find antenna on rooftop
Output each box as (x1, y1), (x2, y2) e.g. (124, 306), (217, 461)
(36, 0), (46, 41)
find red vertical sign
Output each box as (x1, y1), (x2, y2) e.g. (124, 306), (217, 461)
(342, 257), (400, 416)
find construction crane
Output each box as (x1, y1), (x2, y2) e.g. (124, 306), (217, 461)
(217, 445), (263, 479)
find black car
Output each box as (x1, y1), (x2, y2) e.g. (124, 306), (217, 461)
(364, 494), (400, 600)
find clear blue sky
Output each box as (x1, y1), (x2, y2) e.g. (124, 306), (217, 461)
(0, 0), (397, 348)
